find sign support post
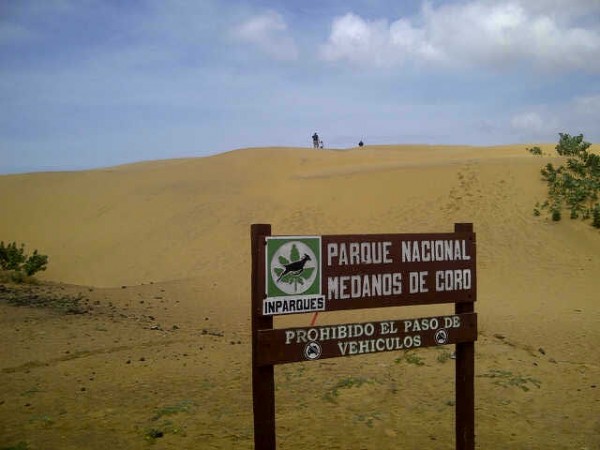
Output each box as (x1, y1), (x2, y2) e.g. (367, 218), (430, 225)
(454, 223), (475, 450)
(251, 224), (276, 450)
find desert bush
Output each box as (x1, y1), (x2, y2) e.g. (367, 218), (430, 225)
(593, 205), (600, 228)
(0, 241), (48, 280)
(534, 133), (600, 228)
(23, 250), (48, 276)
(527, 146), (543, 155)
(0, 242), (26, 271)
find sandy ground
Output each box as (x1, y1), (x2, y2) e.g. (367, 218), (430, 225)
(0, 144), (598, 449)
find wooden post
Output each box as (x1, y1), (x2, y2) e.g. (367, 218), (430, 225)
(251, 224), (276, 450)
(454, 223), (475, 450)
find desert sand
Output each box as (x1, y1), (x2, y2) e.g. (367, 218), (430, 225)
(0, 144), (598, 449)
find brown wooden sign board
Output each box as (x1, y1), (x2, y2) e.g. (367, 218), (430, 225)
(263, 232), (475, 316)
(252, 223), (476, 450)
(257, 312), (477, 366)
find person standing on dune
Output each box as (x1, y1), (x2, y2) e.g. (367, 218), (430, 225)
(312, 132), (319, 149)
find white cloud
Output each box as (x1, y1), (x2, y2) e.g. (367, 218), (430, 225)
(231, 11), (298, 61)
(319, 14), (394, 66)
(319, 1), (600, 72)
(510, 0), (600, 20)
(511, 112), (545, 133)
(509, 93), (600, 141)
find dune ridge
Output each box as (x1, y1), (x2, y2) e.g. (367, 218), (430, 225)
(0, 144), (586, 286)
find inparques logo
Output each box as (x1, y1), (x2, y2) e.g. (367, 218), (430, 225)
(266, 237), (321, 298)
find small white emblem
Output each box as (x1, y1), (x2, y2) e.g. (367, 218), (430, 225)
(434, 328), (449, 345)
(304, 341), (322, 360)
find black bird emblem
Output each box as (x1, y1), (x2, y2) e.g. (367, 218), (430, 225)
(277, 254), (311, 282)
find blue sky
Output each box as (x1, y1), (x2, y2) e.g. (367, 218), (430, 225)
(1, 0), (599, 173)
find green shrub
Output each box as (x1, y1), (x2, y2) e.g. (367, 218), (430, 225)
(0, 242), (26, 271)
(23, 250), (48, 276)
(551, 209), (561, 222)
(593, 205), (600, 228)
(0, 241), (48, 280)
(527, 146), (543, 155)
(534, 133), (600, 228)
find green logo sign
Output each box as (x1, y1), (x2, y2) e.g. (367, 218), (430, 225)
(266, 237), (321, 298)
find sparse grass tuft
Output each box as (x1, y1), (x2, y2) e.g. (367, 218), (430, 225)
(0, 284), (88, 314)
(436, 349), (453, 364)
(354, 412), (381, 428)
(0, 443), (29, 450)
(21, 386), (42, 397)
(477, 369), (541, 392)
(395, 350), (425, 366)
(151, 400), (194, 421)
(322, 376), (374, 403)
(144, 428), (164, 442)
(0, 271), (37, 284)
(28, 414), (54, 427)
(144, 400), (194, 442)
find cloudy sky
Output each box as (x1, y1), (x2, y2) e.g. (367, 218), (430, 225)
(1, 0), (599, 173)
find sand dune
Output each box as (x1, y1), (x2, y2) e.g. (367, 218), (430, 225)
(0, 144), (576, 287)
(0, 145), (598, 449)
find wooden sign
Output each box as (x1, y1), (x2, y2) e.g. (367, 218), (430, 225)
(263, 232), (475, 315)
(251, 223), (476, 450)
(257, 312), (477, 366)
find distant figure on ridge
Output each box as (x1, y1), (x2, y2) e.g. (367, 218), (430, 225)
(319, 140), (324, 149)
(312, 132), (319, 149)
(358, 140), (364, 147)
